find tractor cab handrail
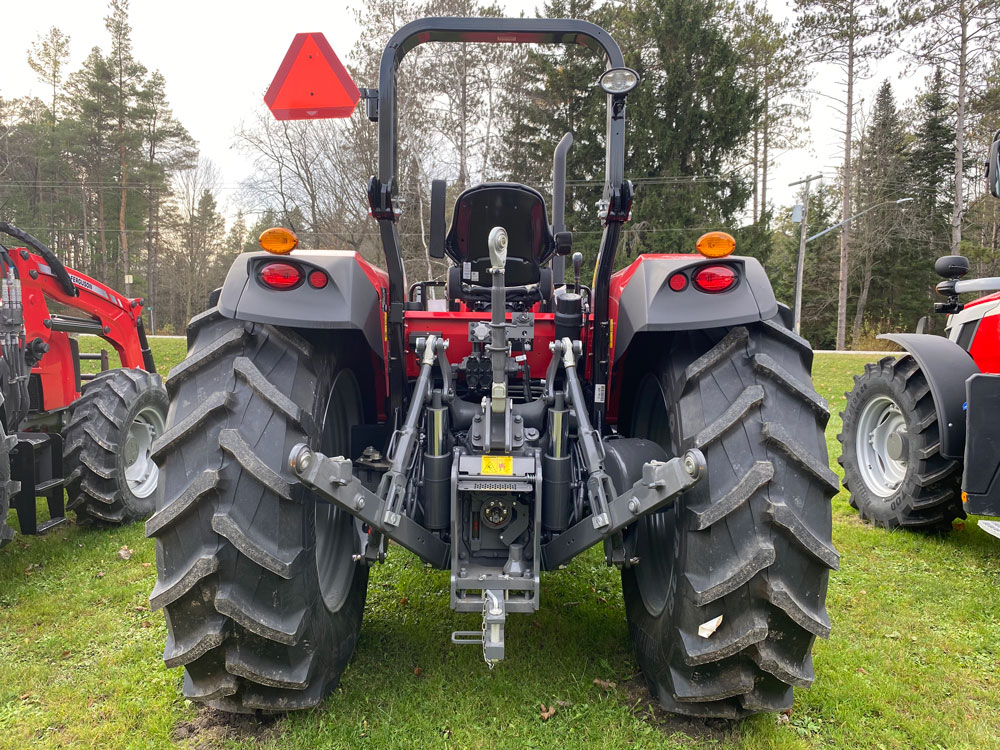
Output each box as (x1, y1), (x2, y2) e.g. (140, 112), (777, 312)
(954, 277), (1000, 295)
(377, 17), (626, 194)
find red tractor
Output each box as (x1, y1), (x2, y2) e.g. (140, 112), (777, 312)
(839, 130), (1000, 534)
(149, 18), (837, 718)
(0, 222), (166, 547)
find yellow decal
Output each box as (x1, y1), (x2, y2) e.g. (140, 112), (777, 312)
(481, 455), (514, 476)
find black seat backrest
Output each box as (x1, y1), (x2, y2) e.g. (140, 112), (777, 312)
(445, 183), (554, 287)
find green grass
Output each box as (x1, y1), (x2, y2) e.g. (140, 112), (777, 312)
(2, 343), (999, 749)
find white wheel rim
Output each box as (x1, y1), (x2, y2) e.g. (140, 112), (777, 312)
(124, 404), (165, 499)
(855, 395), (908, 498)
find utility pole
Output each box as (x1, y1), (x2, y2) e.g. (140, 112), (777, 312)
(789, 175), (821, 335)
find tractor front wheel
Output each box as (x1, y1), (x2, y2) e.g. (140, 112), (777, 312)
(838, 356), (964, 529)
(621, 320), (839, 718)
(148, 310), (369, 712)
(64, 368), (168, 525)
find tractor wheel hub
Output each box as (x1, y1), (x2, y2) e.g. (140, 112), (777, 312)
(886, 428), (908, 462)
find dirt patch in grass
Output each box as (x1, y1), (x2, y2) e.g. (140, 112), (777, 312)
(171, 708), (280, 748)
(618, 677), (737, 745)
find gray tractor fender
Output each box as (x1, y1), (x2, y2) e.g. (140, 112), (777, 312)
(613, 255), (779, 361)
(217, 250), (385, 356)
(878, 333), (980, 459)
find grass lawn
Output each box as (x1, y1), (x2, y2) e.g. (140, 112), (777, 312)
(1, 340), (998, 749)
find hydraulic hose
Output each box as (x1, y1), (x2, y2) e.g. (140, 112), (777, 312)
(0, 222), (77, 297)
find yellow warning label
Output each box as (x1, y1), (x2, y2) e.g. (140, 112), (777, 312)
(481, 455), (514, 476)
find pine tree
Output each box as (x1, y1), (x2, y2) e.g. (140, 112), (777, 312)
(908, 68), (954, 261)
(105, 0), (146, 295)
(851, 81), (912, 340)
(794, 0), (890, 349)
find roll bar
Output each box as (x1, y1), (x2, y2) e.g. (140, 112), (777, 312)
(368, 17), (633, 424)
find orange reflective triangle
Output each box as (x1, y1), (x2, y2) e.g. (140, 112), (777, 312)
(265, 33), (360, 120)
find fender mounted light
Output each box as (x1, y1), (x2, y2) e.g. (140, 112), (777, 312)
(259, 262), (303, 290)
(696, 231), (736, 259)
(259, 227), (299, 254)
(692, 265), (737, 293)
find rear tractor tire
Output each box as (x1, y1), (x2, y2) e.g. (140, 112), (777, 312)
(64, 368), (168, 525)
(148, 310), (369, 712)
(838, 355), (964, 530)
(621, 320), (840, 718)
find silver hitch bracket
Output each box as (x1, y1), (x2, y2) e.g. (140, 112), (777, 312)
(289, 445), (451, 569)
(541, 448), (707, 570)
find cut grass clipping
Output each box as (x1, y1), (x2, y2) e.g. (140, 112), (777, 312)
(0, 339), (998, 748)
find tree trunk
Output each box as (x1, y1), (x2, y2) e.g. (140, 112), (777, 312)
(836, 33), (856, 351)
(951, 5), (968, 255)
(120, 133), (130, 295)
(752, 122), (760, 224)
(96, 167), (109, 282)
(852, 247), (873, 344)
(761, 79), (770, 222)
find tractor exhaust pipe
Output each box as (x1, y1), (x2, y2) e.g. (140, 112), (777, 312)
(551, 133), (573, 286)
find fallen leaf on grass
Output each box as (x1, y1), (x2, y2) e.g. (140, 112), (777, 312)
(19, 693), (30, 701)
(593, 678), (617, 690)
(597, 596), (608, 604)
(777, 713), (790, 725)
(413, 667), (424, 676)
(141, 621), (152, 628)
(399, 597), (408, 605)
(953, 520), (965, 531)
(61, 650), (71, 657)
(540, 704), (556, 721)
(95, 571), (105, 579)
(141, 562), (152, 568)
(856, 667), (868, 675)
(133, 605), (148, 612)
(117, 546), (133, 561)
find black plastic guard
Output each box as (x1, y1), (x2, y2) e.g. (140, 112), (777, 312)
(963, 373), (1000, 516)
(217, 251), (384, 356)
(879, 333), (980, 459)
(612, 256), (779, 361)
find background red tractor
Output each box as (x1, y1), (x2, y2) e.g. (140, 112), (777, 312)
(839, 129), (1000, 533)
(0, 221), (166, 547)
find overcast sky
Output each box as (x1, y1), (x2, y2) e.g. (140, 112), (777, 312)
(4, 0), (922, 227)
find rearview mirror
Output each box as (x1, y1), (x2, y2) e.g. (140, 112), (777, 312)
(934, 255), (969, 279)
(989, 129), (1000, 199)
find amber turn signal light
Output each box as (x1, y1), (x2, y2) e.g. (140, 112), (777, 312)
(696, 231), (736, 259)
(259, 227), (299, 254)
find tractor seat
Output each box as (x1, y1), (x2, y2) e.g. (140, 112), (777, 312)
(445, 183), (555, 287)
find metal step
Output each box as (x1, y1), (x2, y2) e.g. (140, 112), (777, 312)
(35, 478), (64, 494)
(978, 520), (1000, 541)
(36, 516), (69, 534)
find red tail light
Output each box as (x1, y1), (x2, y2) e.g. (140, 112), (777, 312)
(307, 270), (328, 289)
(668, 272), (688, 291)
(692, 264), (737, 293)
(259, 262), (302, 290)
